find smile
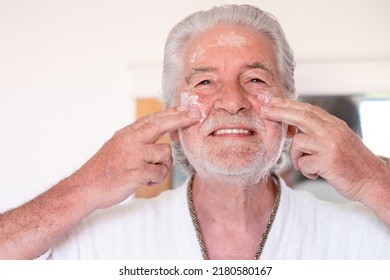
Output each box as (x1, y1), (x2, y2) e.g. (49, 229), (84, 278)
(213, 128), (253, 135)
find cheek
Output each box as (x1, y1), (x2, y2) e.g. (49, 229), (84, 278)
(180, 124), (203, 152)
(251, 87), (286, 115)
(179, 91), (207, 122)
(265, 121), (284, 141)
(195, 94), (215, 117)
(179, 91), (224, 123)
(268, 119), (282, 131)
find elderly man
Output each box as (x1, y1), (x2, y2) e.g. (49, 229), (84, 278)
(1, 5), (389, 260)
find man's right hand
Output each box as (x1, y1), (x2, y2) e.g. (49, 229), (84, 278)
(71, 105), (201, 210)
(0, 105), (200, 259)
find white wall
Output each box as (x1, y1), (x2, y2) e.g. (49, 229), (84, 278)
(1, 0), (390, 211)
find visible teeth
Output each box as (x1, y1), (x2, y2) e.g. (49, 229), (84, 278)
(214, 129), (251, 135)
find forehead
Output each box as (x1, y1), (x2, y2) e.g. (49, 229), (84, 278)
(183, 24), (277, 67)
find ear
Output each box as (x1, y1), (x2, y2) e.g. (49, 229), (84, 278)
(286, 125), (297, 139)
(169, 130), (180, 143)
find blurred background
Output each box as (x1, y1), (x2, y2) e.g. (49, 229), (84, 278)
(1, 0), (389, 210)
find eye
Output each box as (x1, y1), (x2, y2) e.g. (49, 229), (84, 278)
(198, 80), (211, 85)
(250, 78), (265, 84)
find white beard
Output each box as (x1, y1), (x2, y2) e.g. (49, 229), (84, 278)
(178, 113), (287, 186)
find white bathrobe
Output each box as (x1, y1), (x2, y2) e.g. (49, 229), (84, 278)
(43, 177), (390, 260)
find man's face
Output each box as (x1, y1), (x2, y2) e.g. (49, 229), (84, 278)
(175, 24), (287, 181)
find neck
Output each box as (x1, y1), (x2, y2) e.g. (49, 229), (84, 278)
(193, 173), (276, 222)
(190, 173), (278, 259)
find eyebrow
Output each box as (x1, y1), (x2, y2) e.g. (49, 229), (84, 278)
(244, 62), (275, 78)
(185, 67), (216, 84)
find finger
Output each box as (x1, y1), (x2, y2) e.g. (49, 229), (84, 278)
(136, 108), (201, 144)
(271, 97), (333, 121)
(142, 143), (173, 166)
(296, 155), (320, 180)
(260, 98), (333, 134)
(131, 106), (187, 130)
(289, 133), (321, 169)
(302, 172), (319, 180)
(289, 146), (304, 171)
(138, 162), (172, 186)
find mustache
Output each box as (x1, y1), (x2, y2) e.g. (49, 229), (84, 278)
(200, 111), (264, 134)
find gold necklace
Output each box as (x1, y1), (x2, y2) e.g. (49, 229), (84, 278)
(187, 175), (281, 260)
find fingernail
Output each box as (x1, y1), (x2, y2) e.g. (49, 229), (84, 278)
(188, 109), (200, 119)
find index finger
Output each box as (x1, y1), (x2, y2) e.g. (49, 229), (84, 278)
(135, 108), (201, 143)
(260, 97), (331, 133)
(131, 105), (187, 130)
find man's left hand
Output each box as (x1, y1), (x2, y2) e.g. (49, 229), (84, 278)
(260, 97), (390, 216)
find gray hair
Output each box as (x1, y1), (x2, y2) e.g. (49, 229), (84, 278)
(161, 4), (296, 175)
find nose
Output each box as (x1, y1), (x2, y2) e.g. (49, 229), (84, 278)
(213, 83), (252, 114)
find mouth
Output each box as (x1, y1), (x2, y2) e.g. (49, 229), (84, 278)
(210, 127), (255, 136)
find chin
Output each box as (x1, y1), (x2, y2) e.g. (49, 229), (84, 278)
(193, 154), (277, 185)
(197, 165), (272, 186)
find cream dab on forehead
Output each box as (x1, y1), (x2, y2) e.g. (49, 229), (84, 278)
(189, 44), (205, 64)
(217, 31), (246, 48)
(188, 32), (246, 64)
(180, 92), (206, 122)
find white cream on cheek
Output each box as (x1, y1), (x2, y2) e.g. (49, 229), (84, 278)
(257, 92), (272, 107)
(180, 91), (207, 122)
(253, 91), (274, 130)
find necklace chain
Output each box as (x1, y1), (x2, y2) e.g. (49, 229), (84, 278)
(187, 175), (281, 260)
